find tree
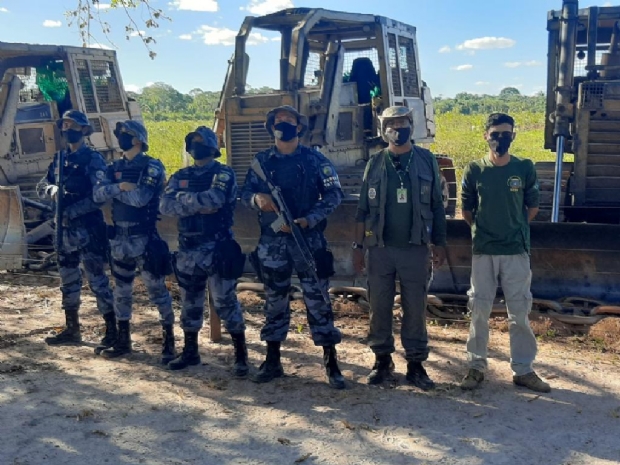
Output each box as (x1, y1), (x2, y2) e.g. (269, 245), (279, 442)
(65, 0), (170, 59)
(499, 87), (521, 98)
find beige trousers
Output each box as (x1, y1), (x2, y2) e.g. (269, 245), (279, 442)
(466, 253), (537, 376)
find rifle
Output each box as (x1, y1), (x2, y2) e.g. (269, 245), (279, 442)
(251, 158), (331, 305)
(55, 150), (66, 253)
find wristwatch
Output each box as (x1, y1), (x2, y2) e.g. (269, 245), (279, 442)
(351, 242), (363, 250)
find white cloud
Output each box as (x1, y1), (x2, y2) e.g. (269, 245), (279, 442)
(88, 43), (114, 50)
(241, 0), (294, 15)
(0, 7), (9, 13)
(504, 60), (542, 68)
(43, 20), (62, 28)
(475, 81), (490, 86)
(603, 1), (612, 6)
(179, 34), (193, 40)
(94, 3), (111, 9)
(169, 0), (218, 12)
(271, 36), (281, 41)
(451, 64), (473, 71)
(125, 84), (141, 93)
(438, 46), (451, 54)
(456, 37), (516, 51)
(145, 82), (155, 87)
(129, 30), (145, 37)
(196, 25), (269, 46)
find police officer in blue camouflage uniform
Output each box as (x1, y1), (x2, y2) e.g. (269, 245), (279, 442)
(93, 120), (175, 362)
(38, 110), (115, 349)
(241, 105), (345, 389)
(160, 126), (248, 376)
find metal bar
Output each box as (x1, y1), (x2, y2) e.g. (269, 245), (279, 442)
(587, 7), (599, 72)
(552, 135), (566, 223)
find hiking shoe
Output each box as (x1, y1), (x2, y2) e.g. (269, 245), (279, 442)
(513, 372), (551, 393)
(460, 369), (484, 390)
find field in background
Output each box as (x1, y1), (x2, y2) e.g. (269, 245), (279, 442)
(146, 111), (555, 183)
(145, 120), (212, 174)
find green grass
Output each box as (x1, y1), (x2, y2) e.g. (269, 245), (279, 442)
(146, 112), (556, 182)
(145, 120), (224, 174)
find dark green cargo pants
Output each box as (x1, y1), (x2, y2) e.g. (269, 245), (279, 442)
(367, 244), (430, 362)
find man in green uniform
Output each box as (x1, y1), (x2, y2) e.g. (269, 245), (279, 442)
(353, 106), (447, 390)
(460, 112), (550, 393)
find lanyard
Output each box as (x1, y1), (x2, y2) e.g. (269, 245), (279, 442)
(386, 150), (413, 189)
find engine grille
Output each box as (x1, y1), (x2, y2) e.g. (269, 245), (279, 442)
(229, 121), (273, 184)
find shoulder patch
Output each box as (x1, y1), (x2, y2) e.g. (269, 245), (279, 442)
(147, 165), (161, 177)
(217, 171), (231, 182)
(95, 170), (106, 181)
(321, 164), (334, 177)
(179, 179), (189, 189)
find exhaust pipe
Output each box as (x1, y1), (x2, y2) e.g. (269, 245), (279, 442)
(552, 0), (579, 222)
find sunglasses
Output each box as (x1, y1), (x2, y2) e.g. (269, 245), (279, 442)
(489, 131), (513, 139)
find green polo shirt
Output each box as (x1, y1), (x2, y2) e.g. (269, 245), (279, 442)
(461, 155), (539, 255)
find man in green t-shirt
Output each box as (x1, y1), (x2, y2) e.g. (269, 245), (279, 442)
(460, 112), (550, 393)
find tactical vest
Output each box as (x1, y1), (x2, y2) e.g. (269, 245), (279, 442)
(259, 148), (321, 232)
(363, 147), (436, 247)
(59, 148), (95, 209)
(111, 155), (160, 230)
(176, 165), (233, 238)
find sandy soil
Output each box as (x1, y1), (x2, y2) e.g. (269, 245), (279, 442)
(1, 271), (619, 465)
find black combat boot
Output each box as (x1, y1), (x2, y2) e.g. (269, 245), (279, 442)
(94, 312), (117, 355)
(161, 325), (176, 365)
(323, 345), (346, 389)
(251, 341), (284, 383)
(167, 331), (201, 370)
(366, 354), (395, 385)
(101, 320), (132, 358)
(406, 361), (436, 391)
(230, 332), (249, 378)
(45, 311), (81, 345)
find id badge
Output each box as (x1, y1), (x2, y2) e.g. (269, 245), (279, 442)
(397, 188), (407, 204)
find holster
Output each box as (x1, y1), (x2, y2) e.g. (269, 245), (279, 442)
(313, 248), (335, 279)
(215, 239), (246, 280)
(143, 234), (173, 277)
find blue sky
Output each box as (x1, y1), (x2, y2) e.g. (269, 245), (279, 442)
(0, 0), (615, 97)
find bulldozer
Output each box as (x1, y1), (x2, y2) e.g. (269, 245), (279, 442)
(213, 7), (456, 275)
(215, 4), (620, 325)
(0, 41), (142, 270)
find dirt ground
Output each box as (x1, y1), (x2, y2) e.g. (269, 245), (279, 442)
(1, 271), (620, 465)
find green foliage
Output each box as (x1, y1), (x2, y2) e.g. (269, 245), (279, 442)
(145, 120), (206, 174)
(434, 89), (546, 115)
(138, 83), (554, 184)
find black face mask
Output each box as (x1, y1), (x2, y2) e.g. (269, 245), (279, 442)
(62, 129), (83, 144)
(273, 122), (299, 142)
(488, 135), (512, 156)
(190, 142), (215, 160)
(117, 133), (136, 151)
(386, 127), (412, 146)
